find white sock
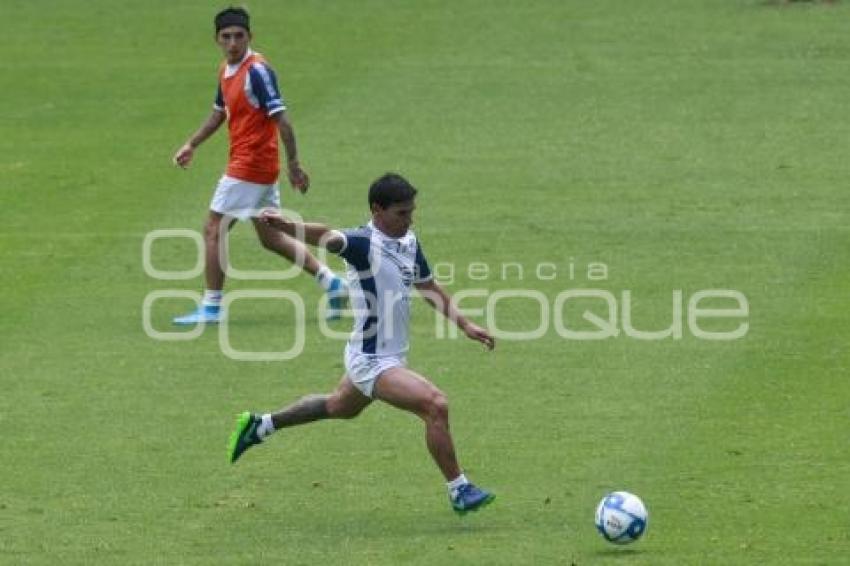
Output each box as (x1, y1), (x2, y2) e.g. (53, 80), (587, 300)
(256, 414), (275, 439)
(315, 266), (335, 291)
(203, 290), (222, 306)
(447, 473), (469, 499)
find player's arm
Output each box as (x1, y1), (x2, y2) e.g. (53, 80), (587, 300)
(273, 111), (310, 193)
(173, 109), (226, 169)
(249, 62), (310, 192)
(259, 209), (344, 252)
(415, 279), (495, 350)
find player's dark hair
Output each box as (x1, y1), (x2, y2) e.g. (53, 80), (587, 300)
(215, 7), (251, 33)
(368, 173), (418, 209)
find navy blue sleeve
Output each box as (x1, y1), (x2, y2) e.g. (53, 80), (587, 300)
(214, 83), (224, 110)
(338, 228), (371, 271)
(414, 241), (432, 282)
(248, 63), (286, 115)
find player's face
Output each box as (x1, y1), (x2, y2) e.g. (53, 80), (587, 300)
(374, 200), (416, 238)
(216, 26), (251, 64)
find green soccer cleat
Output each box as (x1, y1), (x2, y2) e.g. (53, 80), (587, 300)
(228, 411), (262, 463)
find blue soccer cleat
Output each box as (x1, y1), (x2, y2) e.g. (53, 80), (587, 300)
(173, 304), (222, 325)
(228, 411), (262, 463)
(450, 483), (495, 515)
(325, 276), (348, 320)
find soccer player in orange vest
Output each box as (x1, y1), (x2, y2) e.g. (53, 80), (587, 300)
(172, 7), (346, 324)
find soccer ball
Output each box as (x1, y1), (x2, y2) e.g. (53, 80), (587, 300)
(594, 491), (648, 544)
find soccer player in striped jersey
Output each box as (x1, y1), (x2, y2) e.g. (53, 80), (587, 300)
(172, 7), (346, 324)
(229, 173), (497, 514)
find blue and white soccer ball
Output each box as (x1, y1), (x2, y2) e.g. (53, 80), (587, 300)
(595, 491), (648, 544)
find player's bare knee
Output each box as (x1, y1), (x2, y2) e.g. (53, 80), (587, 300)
(326, 396), (361, 419)
(425, 391), (449, 423)
(258, 235), (277, 252)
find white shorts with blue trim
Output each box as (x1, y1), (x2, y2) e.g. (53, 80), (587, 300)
(344, 345), (406, 398)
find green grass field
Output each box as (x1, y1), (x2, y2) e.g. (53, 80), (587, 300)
(2, 1), (849, 564)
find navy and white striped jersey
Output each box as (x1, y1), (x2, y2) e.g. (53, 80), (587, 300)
(336, 222), (432, 356)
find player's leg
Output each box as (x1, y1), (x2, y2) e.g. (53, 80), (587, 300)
(372, 367), (495, 514)
(372, 367), (459, 479)
(251, 218), (348, 320)
(205, 211), (236, 291)
(272, 374), (372, 427)
(252, 218), (323, 275)
(175, 175), (248, 325)
(173, 211), (235, 325)
(229, 375), (372, 463)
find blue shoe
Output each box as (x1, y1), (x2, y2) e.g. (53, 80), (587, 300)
(451, 483), (495, 515)
(325, 277), (348, 320)
(228, 411), (262, 463)
(173, 304), (222, 325)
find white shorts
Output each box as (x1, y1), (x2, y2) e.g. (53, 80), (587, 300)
(210, 175), (281, 220)
(344, 345), (406, 398)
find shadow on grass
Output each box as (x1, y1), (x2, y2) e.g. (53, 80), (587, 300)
(593, 547), (644, 558)
(277, 508), (514, 539)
